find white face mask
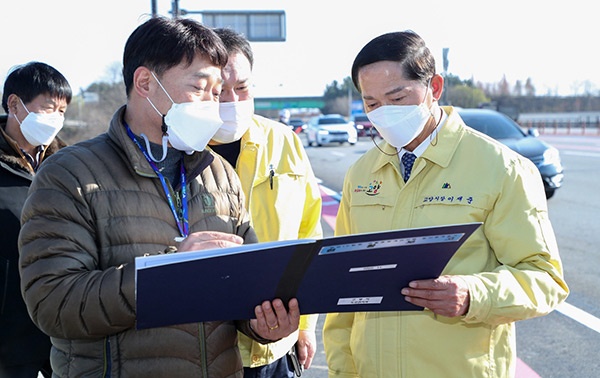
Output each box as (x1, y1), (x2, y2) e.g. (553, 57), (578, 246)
(163, 101), (223, 154)
(147, 72), (223, 155)
(366, 81), (433, 148)
(15, 98), (64, 146)
(213, 100), (255, 144)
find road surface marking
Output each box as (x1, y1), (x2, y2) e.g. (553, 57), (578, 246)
(555, 301), (600, 333)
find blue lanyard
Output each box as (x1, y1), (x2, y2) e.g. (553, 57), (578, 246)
(124, 122), (189, 238)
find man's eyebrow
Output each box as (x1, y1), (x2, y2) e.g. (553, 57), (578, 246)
(384, 85), (407, 96)
(193, 72), (210, 78)
(363, 85), (407, 100)
(192, 72), (223, 84)
(45, 97), (60, 106)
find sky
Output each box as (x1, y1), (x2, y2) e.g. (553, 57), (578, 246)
(2, 0), (598, 99)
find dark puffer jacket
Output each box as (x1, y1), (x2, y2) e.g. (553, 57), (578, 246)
(0, 115), (65, 371)
(18, 106), (260, 377)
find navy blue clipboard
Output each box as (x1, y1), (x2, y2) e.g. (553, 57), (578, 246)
(135, 222), (481, 329)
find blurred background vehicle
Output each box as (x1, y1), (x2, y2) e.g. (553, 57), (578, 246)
(288, 118), (307, 134)
(278, 108), (291, 125)
(351, 112), (380, 138)
(457, 108), (564, 199)
(305, 114), (358, 147)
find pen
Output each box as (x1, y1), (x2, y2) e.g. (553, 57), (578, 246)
(269, 164), (275, 190)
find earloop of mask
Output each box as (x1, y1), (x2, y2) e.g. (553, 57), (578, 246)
(161, 115), (168, 135)
(423, 77), (432, 106)
(140, 132), (168, 163)
(151, 72), (175, 104)
(143, 97), (169, 162)
(13, 113), (23, 126)
(424, 77), (441, 146)
(13, 97), (29, 125)
(146, 73), (172, 141)
(146, 98), (170, 137)
(428, 79), (436, 119)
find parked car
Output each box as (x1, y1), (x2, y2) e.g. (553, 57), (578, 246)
(288, 118), (306, 134)
(351, 112), (379, 138)
(457, 108), (564, 199)
(306, 114), (358, 146)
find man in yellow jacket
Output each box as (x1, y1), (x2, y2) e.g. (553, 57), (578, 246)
(323, 31), (569, 378)
(210, 28), (323, 377)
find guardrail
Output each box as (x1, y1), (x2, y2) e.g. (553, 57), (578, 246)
(519, 119), (600, 136)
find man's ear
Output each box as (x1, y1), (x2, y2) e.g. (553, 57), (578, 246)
(6, 93), (20, 115)
(431, 74), (444, 101)
(132, 66), (153, 98)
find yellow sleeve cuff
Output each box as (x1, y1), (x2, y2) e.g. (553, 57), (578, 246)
(299, 313), (319, 331)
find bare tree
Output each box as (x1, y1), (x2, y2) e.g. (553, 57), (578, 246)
(498, 75), (510, 96)
(525, 78), (536, 97)
(513, 80), (523, 96)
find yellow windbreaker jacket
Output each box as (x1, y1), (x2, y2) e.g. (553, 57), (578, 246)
(233, 115), (323, 367)
(323, 107), (568, 378)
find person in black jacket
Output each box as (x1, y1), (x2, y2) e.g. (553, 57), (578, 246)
(0, 61), (72, 378)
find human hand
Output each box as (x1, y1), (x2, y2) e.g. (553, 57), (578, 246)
(401, 275), (470, 317)
(250, 298), (300, 341)
(177, 231), (243, 252)
(296, 329), (317, 369)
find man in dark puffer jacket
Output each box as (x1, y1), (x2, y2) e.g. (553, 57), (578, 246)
(0, 61), (71, 378)
(18, 17), (299, 378)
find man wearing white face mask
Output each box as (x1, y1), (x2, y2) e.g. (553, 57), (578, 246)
(210, 28), (323, 378)
(1, 61), (71, 377)
(18, 17), (301, 378)
(323, 31), (568, 378)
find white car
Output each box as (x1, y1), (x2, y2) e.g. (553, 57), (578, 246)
(306, 114), (358, 147)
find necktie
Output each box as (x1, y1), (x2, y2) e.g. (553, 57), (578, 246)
(401, 152), (416, 182)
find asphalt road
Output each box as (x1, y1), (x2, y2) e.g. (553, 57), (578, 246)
(299, 131), (600, 378)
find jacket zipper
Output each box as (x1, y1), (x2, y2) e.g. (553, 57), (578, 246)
(0, 260), (8, 315)
(104, 336), (112, 377)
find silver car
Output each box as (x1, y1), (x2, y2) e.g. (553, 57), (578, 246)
(306, 114), (358, 147)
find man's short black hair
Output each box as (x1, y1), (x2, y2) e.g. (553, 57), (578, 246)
(2, 61), (72, 113)
(122, 16), (229, 96)
(351, 31), (436, 93)
(213, 28), (254, 70)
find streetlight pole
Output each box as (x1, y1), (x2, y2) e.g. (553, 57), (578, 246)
(171, 0), (180, 18)
(150, 0), (157, 17)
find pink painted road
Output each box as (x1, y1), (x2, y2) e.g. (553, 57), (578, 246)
(319, 186), (541, 378)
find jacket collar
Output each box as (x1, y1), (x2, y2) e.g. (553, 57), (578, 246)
(107, 105), (214, 183)
(240, 115), (267, 146)
(369, 140), (400, 174)
(420, 106), (465, 169)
